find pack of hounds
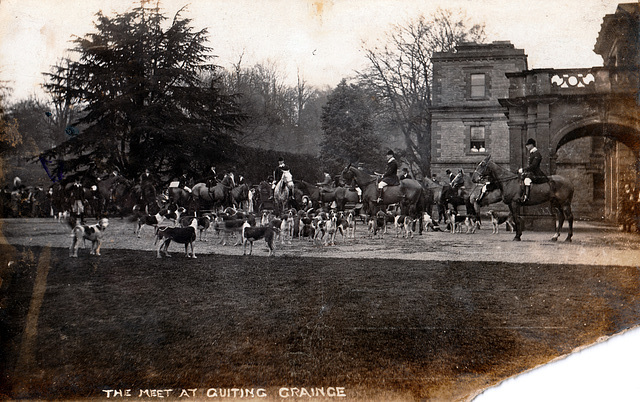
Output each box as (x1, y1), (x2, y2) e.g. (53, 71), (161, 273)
(66, 204), (515, 258)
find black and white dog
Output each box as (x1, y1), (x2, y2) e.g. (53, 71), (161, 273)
(447, 209), (480, 234)
(241, 221), (278, 256)
(179, 213), (214, 241)
(155, 217), (198, 258)
(135, 208), (177, 237)
(68, 217), (109, 257)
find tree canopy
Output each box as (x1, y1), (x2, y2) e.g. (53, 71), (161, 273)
(319, 80), (381, 174)
(40, 4), (244, 183)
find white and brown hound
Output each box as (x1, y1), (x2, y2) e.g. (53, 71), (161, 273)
(69, 217), (109, 257)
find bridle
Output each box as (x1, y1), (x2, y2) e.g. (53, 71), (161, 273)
(473, 160), (518, 185)
(343, 166), (375, 187)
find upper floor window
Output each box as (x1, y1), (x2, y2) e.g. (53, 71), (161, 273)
(470, 73), (486, 98)
(470, 126), (486, 152)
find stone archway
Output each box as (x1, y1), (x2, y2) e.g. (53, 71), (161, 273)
(551, 118), (640, 220)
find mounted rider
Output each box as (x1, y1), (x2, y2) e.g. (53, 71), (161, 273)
(376, 150), (399, 203)
(316, 171), (334, 199)
(139, 169), (154, 185)
(203, 166), (219, 188)
(273, 157), (286, 190)
(450, 168), (465, 197)
(518, 138), (548, 203)
(221, 169), (236, 207)
(446, 169), (455, 184)
(316, 171), (333, 188)
(399, 167), (412, 180)
(178, 172), (192, 193)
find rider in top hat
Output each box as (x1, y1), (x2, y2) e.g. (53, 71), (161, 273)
(273, 157), (286, 189)
(446, 169), (455, 184)
(518, 138), (548, 203)
(204, 166), (219, 188)
(377, 150), (399, 203)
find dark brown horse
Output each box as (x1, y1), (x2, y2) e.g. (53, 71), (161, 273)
(190, 182), (225, 212)
(167, 186), (192, 209)
(296, 181), (360, 211)
(96, 175), (128, 216)
(341, 164), (424, 218)
(468, 179), (506, 211)
(230, 183), (251, 210)
(471, 154), (574, 241)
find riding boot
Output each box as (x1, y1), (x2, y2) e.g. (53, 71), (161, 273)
(376, 188), (383, 203)
(521, 185), (530, 203)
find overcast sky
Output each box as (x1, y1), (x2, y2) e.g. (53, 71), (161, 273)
(0, 0), (623, 102)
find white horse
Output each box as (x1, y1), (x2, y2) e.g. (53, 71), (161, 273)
(274, 170), (294, 215)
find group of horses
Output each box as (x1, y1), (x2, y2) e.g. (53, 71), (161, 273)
(337, 155), (574, 242)
(2, 155), (575, 242)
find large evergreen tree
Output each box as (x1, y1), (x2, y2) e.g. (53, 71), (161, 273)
(41, 4), (244, 182)
(319, 80), (381, 174)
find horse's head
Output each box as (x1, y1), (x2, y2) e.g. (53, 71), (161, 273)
(282, 170), (294, 189)
(472, 154), (492, 183)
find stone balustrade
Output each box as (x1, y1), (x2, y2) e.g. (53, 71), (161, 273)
(506, 67), (639, 98)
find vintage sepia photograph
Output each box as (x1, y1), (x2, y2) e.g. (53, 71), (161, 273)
(1, 0), (639, 400)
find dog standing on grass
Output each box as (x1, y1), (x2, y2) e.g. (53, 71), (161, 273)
(403, 216), (416, 238)
(447, 209), (479, 234)
(156, 217), (198, 258)
(179, 214), (214, 241)
(487, 210), (515, 234)
(68, 217), (109, 257)
(343, 210), (357, 240)
(241, 221), (277, 256)
(134, 208), (176, 237)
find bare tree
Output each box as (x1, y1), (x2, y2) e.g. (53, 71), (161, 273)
(358, 8), (485, 178)
(222, 58), (297, 147)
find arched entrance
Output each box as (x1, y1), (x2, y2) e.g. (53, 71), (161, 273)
(552, 121), (640, 221)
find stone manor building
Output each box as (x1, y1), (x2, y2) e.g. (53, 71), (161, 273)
(430, 3), (639, 219)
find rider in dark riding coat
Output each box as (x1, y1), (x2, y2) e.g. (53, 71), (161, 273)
(317, 171), (333, 188)
(204, 166), (218, 188)
(446, 169), (455, 185)
(518, 138), (548, 203)
(221, 170), (236, 206)
(273, 157), (286, 189)
(451, 169), (465, 197)
(377, 150), (399, 203)
(139, 169), (154, 185)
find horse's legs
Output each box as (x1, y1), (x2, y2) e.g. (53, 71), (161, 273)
(510, 203), (522, 241)
(550, 201), (562, 241)
(563, 203), (574, 242)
